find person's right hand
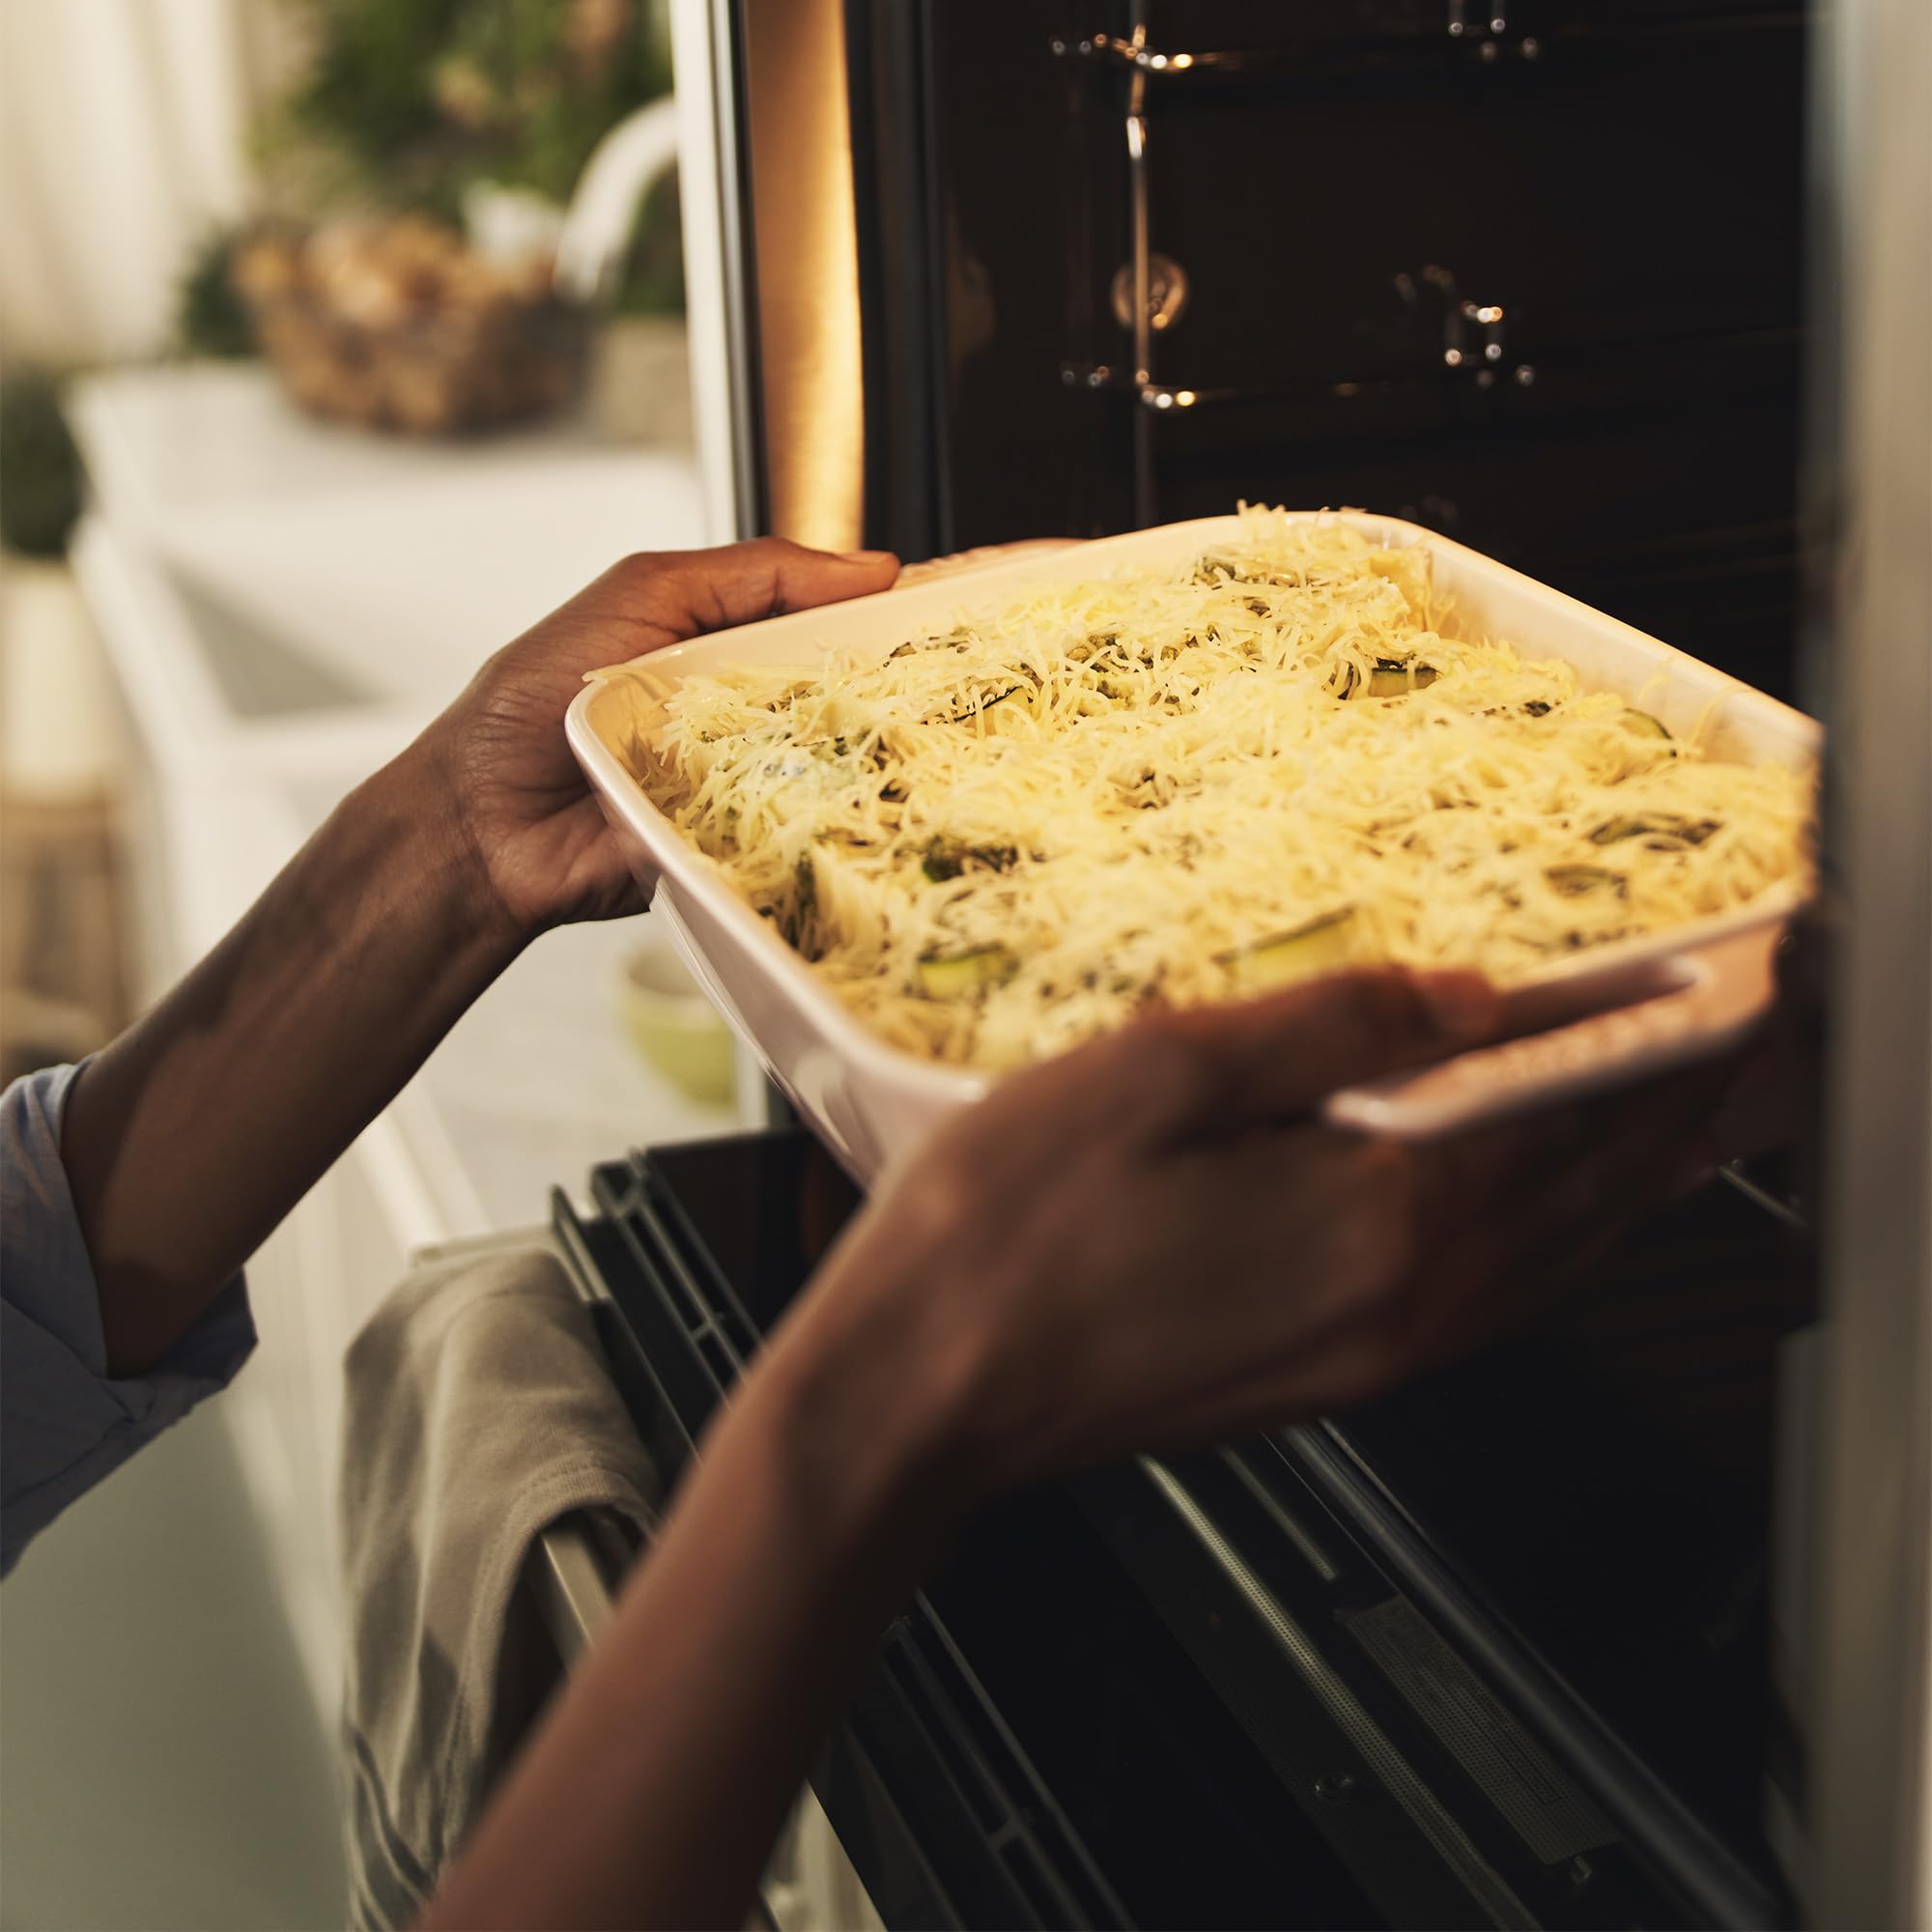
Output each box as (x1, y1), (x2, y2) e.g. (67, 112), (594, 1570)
(775, 966), (1733, 1507)
(424, 965), (1737, 1932)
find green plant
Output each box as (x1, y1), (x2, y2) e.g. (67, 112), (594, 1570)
(176, 229), (258, 359)
(612, 161), (684, 317)
(0, 369), (82, 560)
(270, 0), (673, 221)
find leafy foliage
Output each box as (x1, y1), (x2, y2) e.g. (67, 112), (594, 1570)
(272, 0), (674, 220)
(612, 162), (684, 316)
(176, 230), (259, 358)
(0, 368), (82, 560)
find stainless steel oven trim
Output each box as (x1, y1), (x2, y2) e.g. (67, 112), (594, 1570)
(531, 1518), (615, 1664)
(1281, 1423), (1788, 1928)
(1793, 0), (1932, 1919)
(665, 0), (758, 543)
(1139, 1456), (1539, 1931)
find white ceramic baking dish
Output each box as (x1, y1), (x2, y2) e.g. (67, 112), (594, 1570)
(566, 513), (1817, 1182)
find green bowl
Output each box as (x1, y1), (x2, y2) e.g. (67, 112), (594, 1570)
(614, 944), (737, 1108)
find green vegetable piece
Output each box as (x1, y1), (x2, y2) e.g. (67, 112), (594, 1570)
(1218, 908), (1358, 989)
(916, 945), (1018, 999)
(1365, 659), (1439, 698)
(922, 838), (1018, 883)
(1590, 812), (1721, 847)
(1621, 708), (1672, 740)
(1546, 865), (1628, 899)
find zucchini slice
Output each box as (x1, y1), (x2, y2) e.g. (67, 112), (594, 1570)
(922, 838), (1019, 883)
(916, 945), (1018, 999)
(1218, 908), (1358, 989)
(1621, 708), (1672, 740)
(1546, 864), (1628, 899)
(1365, 658), (1439, 698)
(1590, 812), (1721, 847)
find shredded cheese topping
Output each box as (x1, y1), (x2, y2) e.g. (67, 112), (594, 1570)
(604, 508), (1813, 1069)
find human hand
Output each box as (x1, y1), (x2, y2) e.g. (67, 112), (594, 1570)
(407, 534), (1088, 945)
(778, 968), (1735, 1508)
(408, 538), (901, 943)
(415, 961), (1733, 1932)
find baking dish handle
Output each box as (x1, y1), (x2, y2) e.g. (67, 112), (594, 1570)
(1321, 927), (1779, 1141)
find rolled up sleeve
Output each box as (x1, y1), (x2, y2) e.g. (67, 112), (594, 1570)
(2, 1064), (255, 1577)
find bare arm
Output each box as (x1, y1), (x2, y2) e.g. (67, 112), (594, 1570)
(418, 1290), (957, 1932)
(423, 970), (1733, 1931)
(61, 752), (517, 1374)
(59, 540), (899, 1376)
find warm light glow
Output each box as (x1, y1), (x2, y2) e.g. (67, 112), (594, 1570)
(745, 0), (865, 552)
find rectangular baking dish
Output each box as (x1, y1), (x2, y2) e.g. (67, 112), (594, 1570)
(566, 513), (1817, 1182)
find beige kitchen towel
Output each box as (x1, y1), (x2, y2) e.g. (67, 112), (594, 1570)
(337, 1243), (661, 1931)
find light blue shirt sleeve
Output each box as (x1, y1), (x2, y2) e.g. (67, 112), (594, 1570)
(2, 1063), (255, 1577)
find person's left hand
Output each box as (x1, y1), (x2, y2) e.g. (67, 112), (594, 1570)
(412, 538), (901, 944)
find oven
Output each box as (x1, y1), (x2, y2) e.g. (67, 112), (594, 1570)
(522, 2), (1926, 1924)
(543, 1132), (1807, 1928)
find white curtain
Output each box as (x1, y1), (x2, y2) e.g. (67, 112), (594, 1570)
(0, 0), (297, 365)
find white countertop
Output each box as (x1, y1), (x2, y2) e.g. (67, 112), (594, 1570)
(76, 360), (617, 526)
(73, 363), (711, 732)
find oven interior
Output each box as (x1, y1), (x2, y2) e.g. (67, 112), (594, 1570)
(844, 0), (1807, 703)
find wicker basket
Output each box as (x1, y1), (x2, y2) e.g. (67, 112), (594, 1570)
(235, 220), (589, 437)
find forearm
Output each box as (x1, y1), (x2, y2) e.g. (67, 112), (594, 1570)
(421, 1278), (970, 1932)
(61, 740), (518, 1375)
(53, 539), (909, 1376)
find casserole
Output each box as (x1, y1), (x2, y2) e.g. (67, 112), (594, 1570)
(567, 514), (1817, 1180)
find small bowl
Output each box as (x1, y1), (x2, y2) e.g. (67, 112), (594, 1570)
(614, 943), (736, 1107)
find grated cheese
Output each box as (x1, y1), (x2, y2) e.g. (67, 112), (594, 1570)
(599, 508), (1814, 1070)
